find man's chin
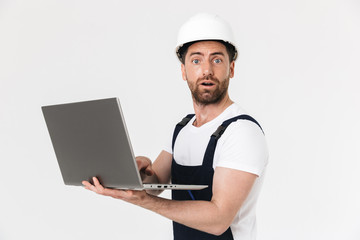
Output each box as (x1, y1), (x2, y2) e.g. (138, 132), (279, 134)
(193, 94), (224, 105)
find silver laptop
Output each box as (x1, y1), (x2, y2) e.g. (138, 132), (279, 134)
(42, 97), (207, 191)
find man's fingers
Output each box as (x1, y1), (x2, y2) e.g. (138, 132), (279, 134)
(136, 156), (152, 171)
(82, 180), (91, 187)
(82, 178), (105, 194)
(92, 177), (102, 187)
(145, 167), (155, 176)
(92, 177), (108, 194)
(136, 159), (149, 171)
(136, 157), (154, 177)
(82, 180), (97, 191)
(83, 177), (127, 198)
(82, 178), (146, 202)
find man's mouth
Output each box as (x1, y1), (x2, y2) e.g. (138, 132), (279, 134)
(200, 81), (215, 86)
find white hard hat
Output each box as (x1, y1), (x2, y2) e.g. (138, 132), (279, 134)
(175, 13), (238, 62)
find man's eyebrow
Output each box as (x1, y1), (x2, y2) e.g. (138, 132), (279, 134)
(188, 51), (226, 57)
(189, 52), (203, 57)
(210, 52), (225, 56)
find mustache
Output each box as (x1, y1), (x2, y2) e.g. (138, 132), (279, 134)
(197, 75), (219, 83)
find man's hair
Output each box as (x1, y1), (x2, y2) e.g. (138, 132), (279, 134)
(178, 40), (237, 64)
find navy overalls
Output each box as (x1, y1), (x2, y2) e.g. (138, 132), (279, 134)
(171, 114), (263, 240)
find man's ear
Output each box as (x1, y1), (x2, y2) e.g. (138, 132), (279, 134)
(181, 64), (187, 81)
(229, 61), (235, 78)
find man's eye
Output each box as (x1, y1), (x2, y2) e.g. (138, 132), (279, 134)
(192, 59), (200, 64)
(214, 59), (222, 64)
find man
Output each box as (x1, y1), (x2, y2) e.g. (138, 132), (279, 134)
(83, 13), (268, 240)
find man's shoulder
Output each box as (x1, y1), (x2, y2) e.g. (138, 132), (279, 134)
(221, 103), (248, 119)
(219, 103), (263, 129)
(218, 104), (265, 144)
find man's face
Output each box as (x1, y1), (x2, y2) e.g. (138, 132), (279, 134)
(181, 41), (235, 105)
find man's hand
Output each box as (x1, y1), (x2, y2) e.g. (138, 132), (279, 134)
(82, 177), (147, 202)
(136, 156), (155, 182)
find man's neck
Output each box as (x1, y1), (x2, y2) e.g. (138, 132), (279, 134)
(192, 95), (233, 127)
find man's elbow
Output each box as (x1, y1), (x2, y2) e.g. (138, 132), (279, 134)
(206, 203), (237, 235)
(207, 222), (232, 236)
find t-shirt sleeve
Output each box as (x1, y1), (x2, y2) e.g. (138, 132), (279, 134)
(214, 119), (269, 177)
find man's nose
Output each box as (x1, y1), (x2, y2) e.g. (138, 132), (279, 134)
(202, 60), (213, 77)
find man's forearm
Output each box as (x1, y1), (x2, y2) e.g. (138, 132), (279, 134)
(83, 167), (256, 236)
(134, 193), (232, 236)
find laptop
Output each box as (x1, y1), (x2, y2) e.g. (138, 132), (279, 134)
(42, 97), (207, 191)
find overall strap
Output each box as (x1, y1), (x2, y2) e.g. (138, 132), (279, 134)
(172, 114), (195, 151)
(203, 114), (264, 168)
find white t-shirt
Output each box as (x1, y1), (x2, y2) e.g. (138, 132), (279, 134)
(163, 103), (268, 240)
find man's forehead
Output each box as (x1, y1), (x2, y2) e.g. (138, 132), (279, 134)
(187, 41), (227, 54)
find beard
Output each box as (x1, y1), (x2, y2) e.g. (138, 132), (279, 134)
(187, 75), (230, 105)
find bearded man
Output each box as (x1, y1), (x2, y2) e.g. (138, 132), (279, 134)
(83, 13), (268, 240)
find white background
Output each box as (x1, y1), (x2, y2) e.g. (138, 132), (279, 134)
(1, 0), (359, 239)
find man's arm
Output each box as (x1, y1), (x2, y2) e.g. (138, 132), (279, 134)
(83, 165), (257, 236)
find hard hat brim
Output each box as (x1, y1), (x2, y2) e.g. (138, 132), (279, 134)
(176, 39), (238, 62)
